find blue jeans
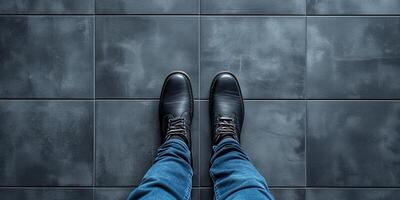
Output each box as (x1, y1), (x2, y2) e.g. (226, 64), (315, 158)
(128, 138), (275, 200)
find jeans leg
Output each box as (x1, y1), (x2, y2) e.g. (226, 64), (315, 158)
(128, 139), (193, 200)
(210, 138), (275, 200)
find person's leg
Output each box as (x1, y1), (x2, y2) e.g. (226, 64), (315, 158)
(208, 72), (275, 200)
(128, 71), (194, 200)
(210, 138), (274, 200)
(128, 138), (192, 200)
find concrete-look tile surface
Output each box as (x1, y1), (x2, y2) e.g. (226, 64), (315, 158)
(96, 0), (198, 14)
(201, 17), (306, 99)
(95, 101), (200, 186)
(307, 189), (400, 200)
(307, 17), (400, 99)
(201, 0), (305, 14)
(0, 101), (94, 186)
(0, 188), (93, 200)
(194, 188), (306, 200)
(192, 188), (214, 200)
(95, 188), (132, 200)
(94, 188), (213, 200)
(307, 0), (400, 14)
(199, 101), (306, 187)
(0, 0), (94, 14)
(272, 189), (305, 200)
(1, 0), (399, 198)
(0, 17), (94, 98)
(307, 101), (400, 187)
(96, 17), (199, 98)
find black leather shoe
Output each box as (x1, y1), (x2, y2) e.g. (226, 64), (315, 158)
(159, 71), (194, 148)
(209, 72), (244, 145)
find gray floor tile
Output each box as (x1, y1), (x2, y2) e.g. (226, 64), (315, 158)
(199, 101), (306, 186)
(0, 17), (94, 98)
(0, 0), (94, 14)
(307, 17), (400, 99)
(0, 188), (92, 200)
(307, 101), (400, 187)
(95, 188), (132, 200)
(96, 0), (198, 14)
(94, 188), (208, 200)
(306, 189), (400, 200)
(95, 101), (199, 186)
(201, 0), (305, 14)
(271, 189), (305, 200)
(192, 188), (213, 200)
(192, 103), (201, 187)
(200, 17), (305, 99)
(307, 0), (400, 14)
(0, 101), (94, 186)
(191, 188), (305, 200)
(95, 17), (199, 99)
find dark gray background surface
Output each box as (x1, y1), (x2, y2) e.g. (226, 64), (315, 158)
(0, 0), (399, 199)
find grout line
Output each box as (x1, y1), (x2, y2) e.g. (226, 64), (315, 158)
(93, 6), (96, 199)
(2, 186), (400, 189)
(305, 100), (308, 187)
(2, 99), (400, 102)
(197, 99), (400, 101)
(1, 14), (399, 16)
(0, 187), (95, 189)
(198, 9), (202, 197)
(306, 14), (400, 17)
(0, 14), (305, 16)
(197, 5), (201, 198)
(0, 98), (94, 101)
(0, 13), (400, 17)
(0, 14), (95, 16)
(304, 7), (308, 187)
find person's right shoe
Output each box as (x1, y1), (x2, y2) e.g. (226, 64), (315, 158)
(209, 72), (244, 145)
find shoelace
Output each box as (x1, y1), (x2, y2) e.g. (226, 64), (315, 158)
(215, 116), (238, 141)
(166, 117), (187, 140)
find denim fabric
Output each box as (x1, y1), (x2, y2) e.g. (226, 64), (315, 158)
(210, 138), (275, 200)
(128, 138), (274, 200)
(128, 139), (193, 200)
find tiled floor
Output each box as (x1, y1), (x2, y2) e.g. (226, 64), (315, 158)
(0, 0), (399, 200)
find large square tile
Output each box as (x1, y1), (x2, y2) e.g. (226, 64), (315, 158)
(307, 17), (400, 99)
(306, 189), (400, 200)
(307, 101), (400, 186)
(0, 17), (94, 98)
(96, 17), (199, 98)
(0, 188), (92, 200)
(94, 188), (208, 200)
(0, 101), (94, 186)
(95, 101), (199, 186)
(307, 0), (400, 14)
(192, 188), (213, 200)
(272, 189), (305, 200)
(95, 188), (132, 200)
(201, 0), (305, 14)
(192, 188), (305, 200)
(0, 0), (94, 14)
(199, 101), (306, 186)
(201, 17), (305, 99)
(96, 0), (198, 14)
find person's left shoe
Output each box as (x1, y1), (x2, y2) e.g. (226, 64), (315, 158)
(209, 72), (244, 145)
(159, 71), (194, 148)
